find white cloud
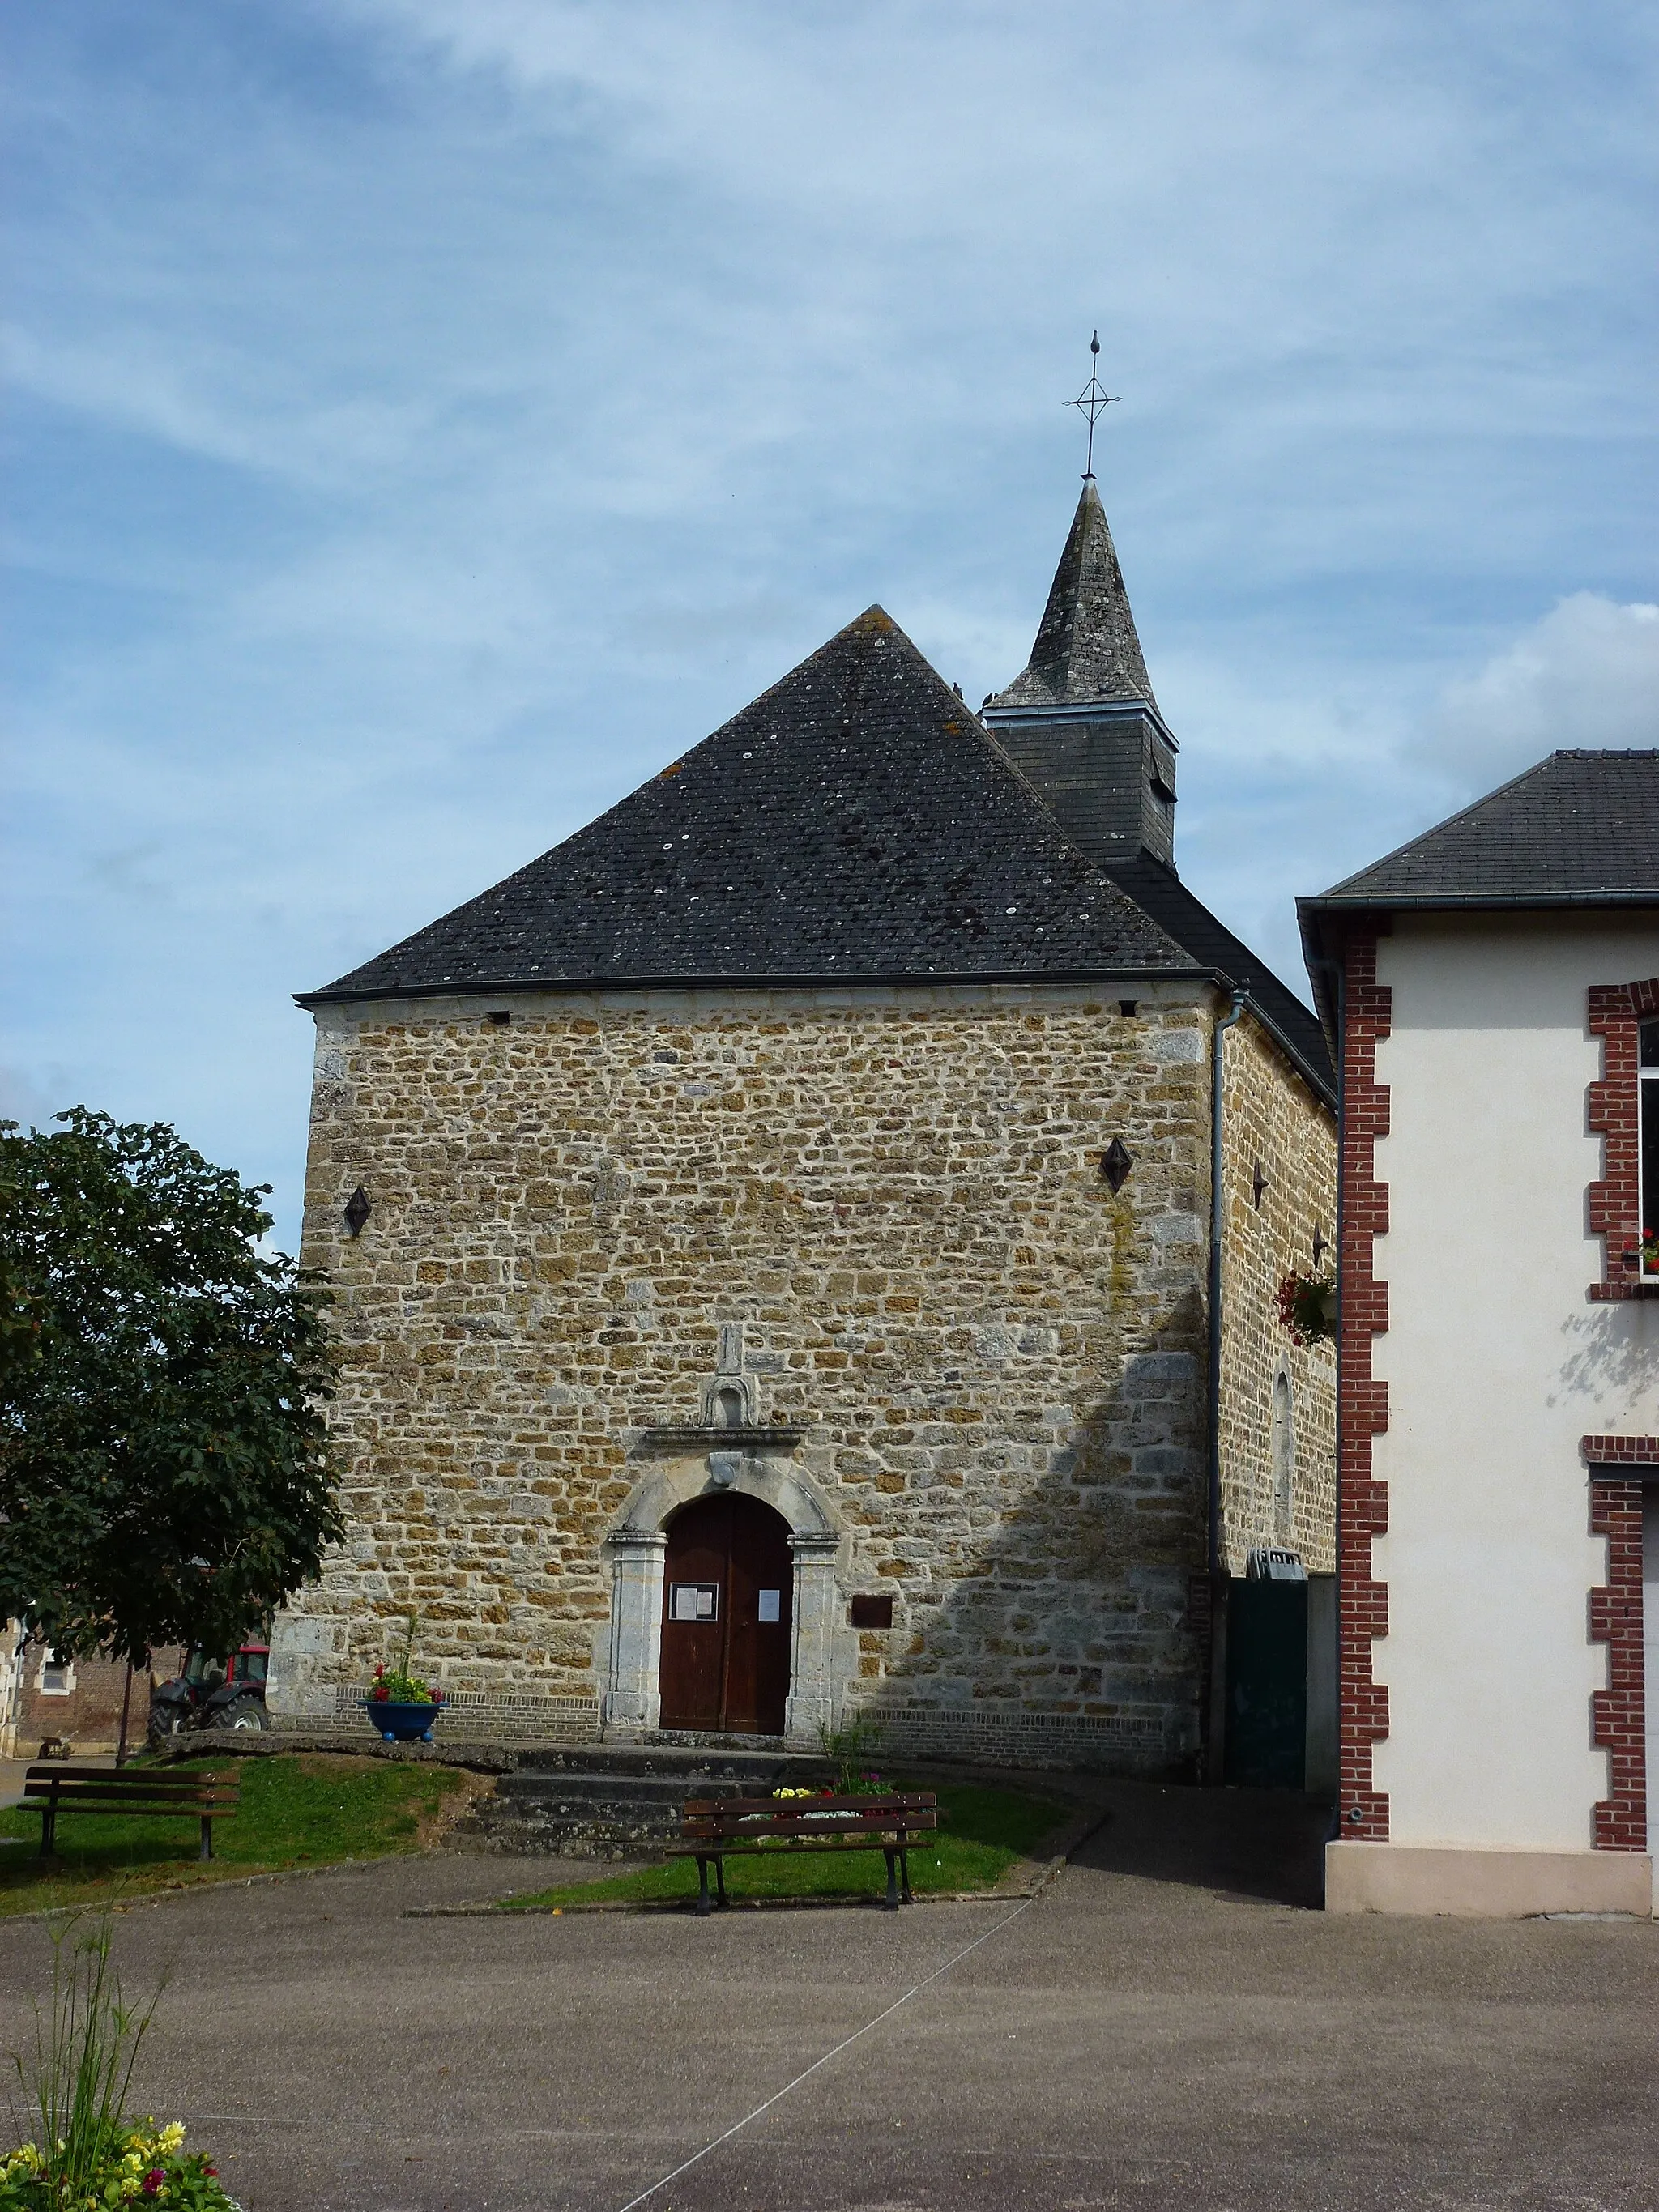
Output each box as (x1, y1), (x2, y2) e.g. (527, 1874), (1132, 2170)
(1431, 595), (1659, 786)
(2, 2), (1655, 1247)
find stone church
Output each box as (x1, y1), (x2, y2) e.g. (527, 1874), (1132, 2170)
(270, 474), (1337, 1777)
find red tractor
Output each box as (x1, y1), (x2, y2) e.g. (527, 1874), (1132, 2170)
(148, 1643), (269, 1745)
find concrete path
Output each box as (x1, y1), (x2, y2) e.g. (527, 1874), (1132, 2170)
(0, 1781), (1653, 2212)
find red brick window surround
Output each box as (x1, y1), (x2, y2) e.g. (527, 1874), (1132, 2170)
(1582, 1437), (1653, 1853)
(1587, 976), (1659, 1299)
(1337, 927), (1391, 1843)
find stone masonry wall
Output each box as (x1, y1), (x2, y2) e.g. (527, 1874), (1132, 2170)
(277, 981), (1231, 1773)
(1217, 1012), (1337, 1575)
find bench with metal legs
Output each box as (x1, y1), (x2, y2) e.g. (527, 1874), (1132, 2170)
(672, 1792), (937, 1915)
(23, 1765), (241, 1861)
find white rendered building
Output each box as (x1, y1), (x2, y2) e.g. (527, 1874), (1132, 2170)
(1301, 750), (1659, 1916)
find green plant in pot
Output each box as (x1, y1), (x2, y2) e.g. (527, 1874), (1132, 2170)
(363, 1613), (445, 1742)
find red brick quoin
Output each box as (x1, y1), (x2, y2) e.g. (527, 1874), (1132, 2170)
(1583, 1438), (1652, 1853)
(1337, 927), (1392, 1841)
(1587, 975), (1659, 1300)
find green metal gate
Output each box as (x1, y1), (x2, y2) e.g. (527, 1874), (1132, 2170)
(1223, 1579), (1308, 1789)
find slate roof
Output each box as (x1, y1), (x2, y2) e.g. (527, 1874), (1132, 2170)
(1304, 751), (1659, 909)
(303, 608), (1196, 1003)
(304, 602), (1333, 1102)
(985, 479), (1158, 714)
(1105, 855), (1333, 1098)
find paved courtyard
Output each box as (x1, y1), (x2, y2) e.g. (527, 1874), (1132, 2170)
(1, 1781), (1654, 2212)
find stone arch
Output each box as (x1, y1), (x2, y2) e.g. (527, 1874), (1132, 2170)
(602, 1451), (842, 1743)
(608, 1451), (840, 1547)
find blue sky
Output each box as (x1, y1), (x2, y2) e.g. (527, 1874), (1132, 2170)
(5, 1), (1657, 1251)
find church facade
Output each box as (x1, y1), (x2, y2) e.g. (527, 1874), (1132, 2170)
(270, 481), (1337, 1776)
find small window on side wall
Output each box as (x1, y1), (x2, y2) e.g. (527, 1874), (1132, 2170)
(1641, 1023), (1659, 1277)
(1270, 1369), (1294, 1543)
(40, 1649), (72, 1694)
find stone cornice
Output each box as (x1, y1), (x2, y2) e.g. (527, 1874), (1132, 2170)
(633, 1426), (808, 1451)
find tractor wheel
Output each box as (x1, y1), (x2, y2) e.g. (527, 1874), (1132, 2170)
(147, 1706), (187, 1749)
(212, 1696), (267, 1733)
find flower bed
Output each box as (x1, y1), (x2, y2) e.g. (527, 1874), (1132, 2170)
(3, 1908), (240, 2210)
(0, 2122), (237, 2210)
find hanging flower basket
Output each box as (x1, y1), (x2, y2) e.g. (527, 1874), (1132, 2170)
(1277, 1272), (1336, 1346)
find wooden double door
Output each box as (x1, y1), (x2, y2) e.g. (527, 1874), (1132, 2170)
(659, 1493), (793, 1734)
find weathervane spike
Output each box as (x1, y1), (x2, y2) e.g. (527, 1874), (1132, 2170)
(1066, 330), (1120, 480)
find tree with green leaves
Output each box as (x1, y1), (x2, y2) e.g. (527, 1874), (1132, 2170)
(0, 1110), (341, 1667)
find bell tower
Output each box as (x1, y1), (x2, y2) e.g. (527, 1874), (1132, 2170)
(981, 370), (1178, 871)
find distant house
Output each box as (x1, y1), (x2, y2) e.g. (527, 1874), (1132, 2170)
(0, 1631), (143, 1758)
(1300, 751), (1659, 1916)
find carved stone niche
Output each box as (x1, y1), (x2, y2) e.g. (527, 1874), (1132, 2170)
(699, 1372), (758, 1430)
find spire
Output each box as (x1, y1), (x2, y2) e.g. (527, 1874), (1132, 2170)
(987, 478), (1158, 714)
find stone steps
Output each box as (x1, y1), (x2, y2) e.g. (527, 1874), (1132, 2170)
(450, 1740), (828, 1858)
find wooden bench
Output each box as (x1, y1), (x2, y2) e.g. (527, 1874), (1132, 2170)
(23, 1765), (241, 1862)
(671, 1792), (938, 1915)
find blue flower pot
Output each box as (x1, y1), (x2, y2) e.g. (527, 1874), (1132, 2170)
(362, 1698), (442, 1743)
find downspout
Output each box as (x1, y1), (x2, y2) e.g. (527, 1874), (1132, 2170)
(1207, 989), (1248, 1579)
(1201, 987), (1247, 1787)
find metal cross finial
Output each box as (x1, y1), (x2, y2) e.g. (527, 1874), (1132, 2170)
(1066, 330), (1120, 480)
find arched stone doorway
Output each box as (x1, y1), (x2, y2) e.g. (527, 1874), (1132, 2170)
(659, 1492), (793, 1733)
(601, 1453), (842, 1743)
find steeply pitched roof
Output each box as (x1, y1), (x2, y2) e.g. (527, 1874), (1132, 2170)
(1307, 751), (1659, 908)
(1106, 855), (1333, 1100)
(302, 607), (1197, 1003)
(985, 479), (1158, 713)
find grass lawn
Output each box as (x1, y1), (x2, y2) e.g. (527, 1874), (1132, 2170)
(502, 1782), (1070, 1910)
(0, 1753), (472, 1917)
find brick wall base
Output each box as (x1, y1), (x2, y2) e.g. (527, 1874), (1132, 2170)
(273, 1686), (603, 1745)
(272, 1686), (1187, 1775)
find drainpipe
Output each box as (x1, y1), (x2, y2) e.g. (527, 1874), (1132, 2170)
(1207, 989), (1248, 1579)
(1202, 987), (1247, 1786)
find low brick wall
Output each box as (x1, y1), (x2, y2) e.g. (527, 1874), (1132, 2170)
(272, 1686), (603, 1744)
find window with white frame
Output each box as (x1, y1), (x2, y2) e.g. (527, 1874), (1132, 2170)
(38, 1648), (73, 1695)
(1642, 1022), (1659, 1276)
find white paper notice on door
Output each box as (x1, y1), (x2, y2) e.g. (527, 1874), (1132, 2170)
(668, 1583), (719, 1623)
(757, 1589), (782, 1623)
